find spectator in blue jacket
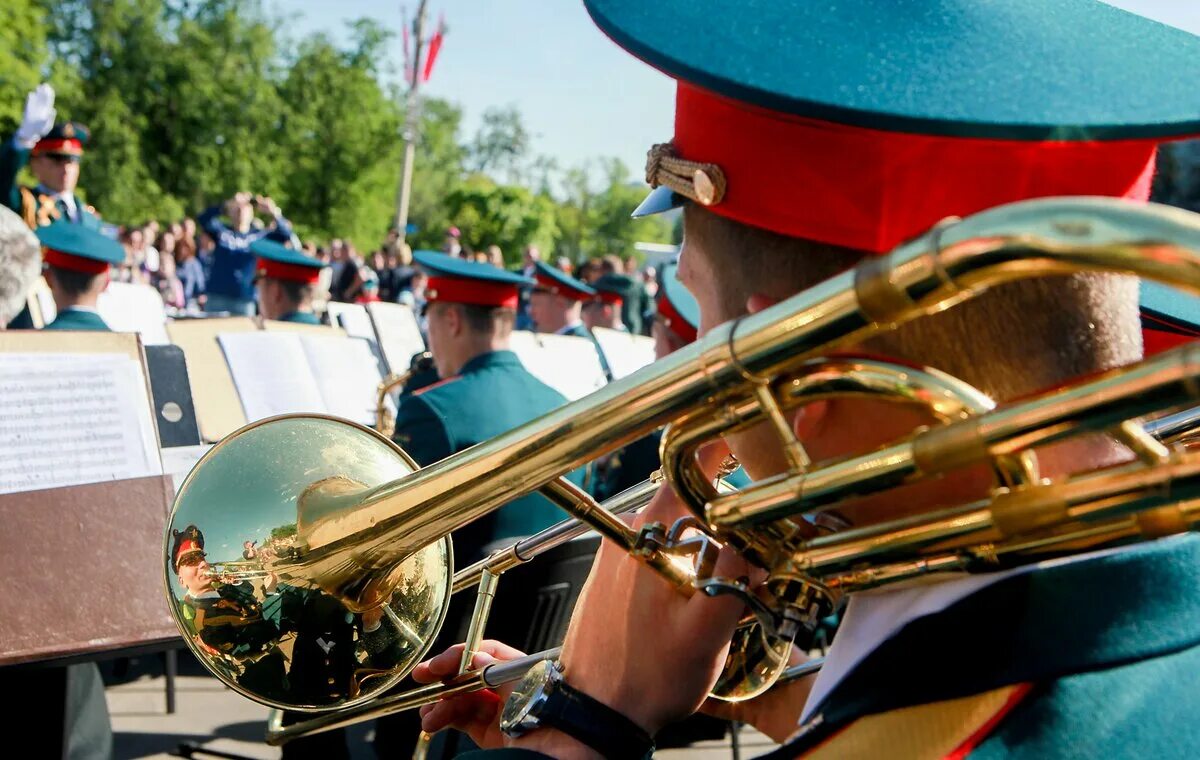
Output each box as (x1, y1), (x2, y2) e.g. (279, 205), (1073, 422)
(198, 192), (291, 315)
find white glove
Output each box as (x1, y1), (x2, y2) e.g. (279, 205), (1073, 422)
(14, 84), (57, 148)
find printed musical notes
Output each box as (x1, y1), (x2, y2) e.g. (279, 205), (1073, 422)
(0, 353), (162, 494)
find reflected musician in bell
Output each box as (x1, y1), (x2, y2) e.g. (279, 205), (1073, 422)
(411, 2), (1200, 758)
(171, 525), (289, 699)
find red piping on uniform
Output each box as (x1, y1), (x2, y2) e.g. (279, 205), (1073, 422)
(942, 682), (1034, 760)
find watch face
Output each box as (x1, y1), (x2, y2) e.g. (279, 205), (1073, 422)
(500, 659), (553, 734)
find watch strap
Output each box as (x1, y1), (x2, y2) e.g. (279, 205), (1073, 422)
(540, 678), (655, 760)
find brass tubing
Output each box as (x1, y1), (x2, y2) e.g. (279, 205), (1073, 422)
(460, 570), (499, 673)
(293, 200), (1200, 605)
(265, 648), (562, 745)
(451, 479), (659, 594)
(798, 452), (1200, 583)
(710, 344), (1200, 529)
(540, 477), (641, 551)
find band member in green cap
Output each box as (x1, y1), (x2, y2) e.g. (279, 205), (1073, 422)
(36, 221), (124, 331)
(413, 2), (1200, 757)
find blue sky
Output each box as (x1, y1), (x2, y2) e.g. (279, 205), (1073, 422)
(275, 1), (1200, 175)
(277, 0), (674, 176)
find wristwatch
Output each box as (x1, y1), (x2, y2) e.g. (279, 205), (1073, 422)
(500, 659), (655, 760)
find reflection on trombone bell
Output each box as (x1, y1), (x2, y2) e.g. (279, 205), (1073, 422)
(168, 523), (447, 710)
(166, 198), (1200, 742)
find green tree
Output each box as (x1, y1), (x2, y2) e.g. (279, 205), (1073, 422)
(468, 105), (530, 184)
(405, 97), (469, 250)
(553, 158), (672, 262)
(277, 21), (403, 247)
(443, 174), (558, 263)
(0, 0), (50, 137)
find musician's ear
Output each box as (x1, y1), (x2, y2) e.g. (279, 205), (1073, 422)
(746, 292), (775, 315)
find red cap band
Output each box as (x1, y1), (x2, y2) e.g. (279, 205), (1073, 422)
(43, 247), (109, 275)
(33, 138), (83, 157)
(656, 294), (697, 343)
(674, 82), (1158, 253)
(535, 273), (590, 301)
(175, 539), (203, 564)
(427, 276), (520, 309)
(593, 290), (623, 307)
(256, 258), (322, 284)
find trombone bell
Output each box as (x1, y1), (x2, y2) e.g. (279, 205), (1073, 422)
(166, 415), (453, 711)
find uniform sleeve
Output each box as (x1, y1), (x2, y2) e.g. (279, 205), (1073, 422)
(391, 395), (454, 467)
(270, 212), (293, 240)
(0, 138), (30, 213)
(197, 204), (227, 237)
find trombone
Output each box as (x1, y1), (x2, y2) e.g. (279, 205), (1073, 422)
(165, 197), (1200, 739)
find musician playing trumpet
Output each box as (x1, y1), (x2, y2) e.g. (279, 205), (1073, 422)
(413, 2), (1200, 758)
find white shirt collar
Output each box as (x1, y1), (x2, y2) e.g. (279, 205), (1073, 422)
(555, 321), (584, 335)
(36, 186), (77, 220)
(799, 542), (1134, 723)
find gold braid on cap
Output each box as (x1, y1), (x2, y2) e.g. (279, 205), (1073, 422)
(645, 142), (727, 206)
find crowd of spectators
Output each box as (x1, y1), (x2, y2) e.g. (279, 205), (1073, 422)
(107, 196), (661, 335)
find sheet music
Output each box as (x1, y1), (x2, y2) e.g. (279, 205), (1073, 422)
(366, 301), (426, 373)
(219, 332), (389, 427)
(328, 302), (376, 342)
(591, 327), (657, 380)
(162, 443), (212, 494)
(97, 281), (171, 345)
(218, 332), (326, 421)
(0, 353), (162, 495)
(509, 332), (608, 401)
(299, 334), (391, 426)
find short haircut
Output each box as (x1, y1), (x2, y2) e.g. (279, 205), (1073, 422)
(49, 266), (105, 298)
(277, 279), (314, 305)
(600, 255), (623, 274)
(442, 302), (516, 336)
(685, 206), (1141, 401)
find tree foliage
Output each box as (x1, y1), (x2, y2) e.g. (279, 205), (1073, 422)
(6, 0), (677, 257)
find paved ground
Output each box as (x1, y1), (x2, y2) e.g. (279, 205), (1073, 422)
(105, 653), (777, 759)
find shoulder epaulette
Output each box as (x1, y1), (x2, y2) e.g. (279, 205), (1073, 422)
(411, 374), (462, 397)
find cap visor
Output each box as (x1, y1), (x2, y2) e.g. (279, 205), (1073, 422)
(631, 185), (687, 218)
(1141, 281), (1200, 331)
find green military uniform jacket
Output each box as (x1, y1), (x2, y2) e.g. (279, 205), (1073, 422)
(43, 308), (110, 331)
(0, 139), (102, 230)
(463, 536), (1200, 760)
(392, 350), (586, 562)
(278, 310), (321, 325)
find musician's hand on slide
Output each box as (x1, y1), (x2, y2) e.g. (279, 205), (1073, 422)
(511, 442), (750, 759)
(412, 639), (525, 749)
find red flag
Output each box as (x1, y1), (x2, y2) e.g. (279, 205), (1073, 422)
(422, 13), (445, 82)
(401, 8), (414, 86)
